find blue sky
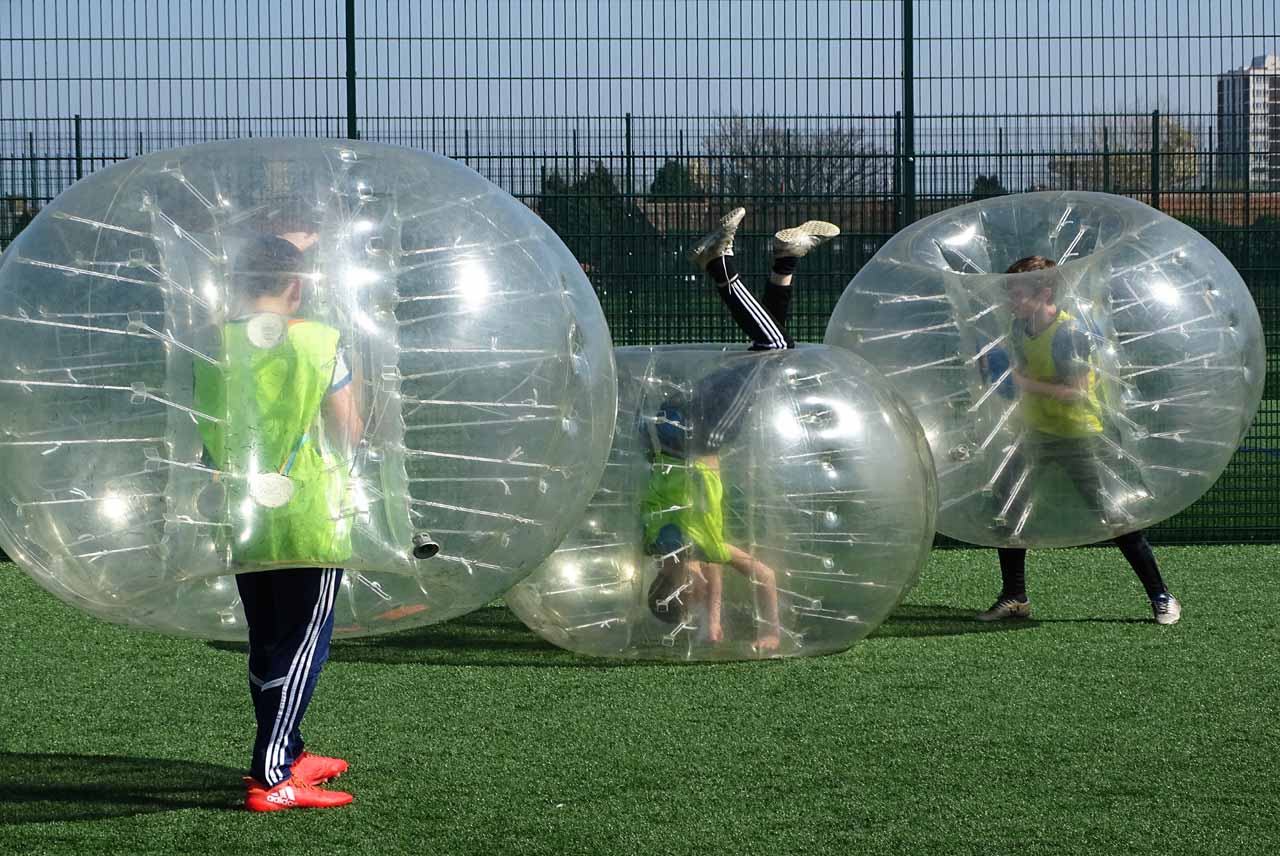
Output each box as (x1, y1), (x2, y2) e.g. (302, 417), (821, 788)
(1, 1), (1275, 193)
(3, 1), (1274, 121)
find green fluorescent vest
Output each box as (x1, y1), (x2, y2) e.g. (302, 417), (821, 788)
(642, 452), (731, 563)
(1014, 310), (1104, 438)
(193, 318), (353, 566)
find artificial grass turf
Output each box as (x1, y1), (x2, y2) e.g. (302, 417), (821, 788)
(1, 545), (1277, 856)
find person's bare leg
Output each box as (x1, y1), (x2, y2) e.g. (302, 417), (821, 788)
(703, 563), (724, 643)
(725, 544), (781, 652)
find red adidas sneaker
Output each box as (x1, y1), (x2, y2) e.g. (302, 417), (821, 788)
(244, 776), (353, 812)
(291, 751), (349, 786)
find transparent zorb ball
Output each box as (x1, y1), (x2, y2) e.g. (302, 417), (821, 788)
(0, 139), (616, 638)
(506, 344), (937, 661)
(825, 191), (1264, 547)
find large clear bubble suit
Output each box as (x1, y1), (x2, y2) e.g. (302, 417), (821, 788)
(505, 345), (937, 661)
(0, 139), (616, 639)
(825, 191), (1265, 548)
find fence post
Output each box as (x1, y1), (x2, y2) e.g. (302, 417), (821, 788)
(73, 114), (84, 181)
(27, 132), (38, 203)
(1207, 125), (1216, 221)
(893, 111), (902, 232)
(901, 0), (916, 223)
(624, 112), (634, 198)
(344, 0), (359, 140)
(1150, 110), (1161, 210)
(1102, 123), (1111, 192)
(997, 126), (1004, 186)
(783, 127), (791, 198)
(1243, 178), (1252, 267)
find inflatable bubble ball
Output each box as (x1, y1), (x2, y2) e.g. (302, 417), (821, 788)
(825, 191), (1264, 548)
(505, 344), (937, 661)
(0, 138), (616, 639)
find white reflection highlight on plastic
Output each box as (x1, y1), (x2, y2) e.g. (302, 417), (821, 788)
(100, 492), (129, 524)
(943, 224), (977, 246)
(351, 219), (375, 234)
(350, 478), (371, 514)
(814, 397), (863, 442)
(1150, 279), (1181, 307)
(458, 262), (491, 310)
(342, 266), (381, 289)
(351, 308), (381, 335)
(238, 498), (255, 543)
(772, 406), (805, 442)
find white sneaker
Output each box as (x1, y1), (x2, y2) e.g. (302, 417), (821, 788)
(1151, 592), (1181, 625)
(976, 596), (1032, 622)
(772, 220), (841, 258)
(688, 207), (746, 270)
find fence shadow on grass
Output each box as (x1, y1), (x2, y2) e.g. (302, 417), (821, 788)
(330, 606), (644, 668)
(208, 605), (611, 669)
(0, 752), (243, 824)
(210, 602), (1051, 666)
(871, 603), (1042, 639)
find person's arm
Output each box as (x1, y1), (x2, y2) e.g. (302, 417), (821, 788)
(325, 383), (364, 449)
(323, 347), (363, 449)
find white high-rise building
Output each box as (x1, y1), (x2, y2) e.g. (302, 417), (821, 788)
(1217, 54), (1280, 189)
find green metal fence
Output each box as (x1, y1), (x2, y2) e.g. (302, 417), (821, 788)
(1, 0), (1278, 543)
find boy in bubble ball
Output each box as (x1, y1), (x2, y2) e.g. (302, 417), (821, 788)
(976, 255), (1181, 625)
(193, 233), (363, 811)
(642, 207), (839, 652)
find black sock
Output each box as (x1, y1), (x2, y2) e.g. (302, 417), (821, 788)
(1113, 531), (1167, 598)
(997, 548), (1028, 600)
(705, 254), (738, 287)
(771, 255), (799, 277)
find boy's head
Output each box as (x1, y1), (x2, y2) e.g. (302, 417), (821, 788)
(646, 524), (692, 623)
(234, 235), (307, 314)
(647, 566), (688, 624)
(1004, 255), (1058, 320)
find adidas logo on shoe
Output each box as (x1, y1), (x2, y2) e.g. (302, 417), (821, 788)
(244, 775), (353, 812)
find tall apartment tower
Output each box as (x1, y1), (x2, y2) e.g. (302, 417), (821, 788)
(1217, 54), (1280, 189)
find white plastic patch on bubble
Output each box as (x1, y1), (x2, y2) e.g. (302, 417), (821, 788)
(0, 138), (617, 639)
(825, 191), (1265, 548)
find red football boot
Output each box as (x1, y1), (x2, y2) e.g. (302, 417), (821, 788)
(244, 776), (353, 812)
(291, 751), (349, 786)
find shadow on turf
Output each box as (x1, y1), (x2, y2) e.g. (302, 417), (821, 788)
(871, 603), (1042, 638)
(209, 606), (600, 668)
(0, 752), (244, 823)
(207, 602), (1049, 667)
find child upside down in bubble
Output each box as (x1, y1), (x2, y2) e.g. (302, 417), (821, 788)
(641, 207), (839, 652)
(978, 255), (1180, 625)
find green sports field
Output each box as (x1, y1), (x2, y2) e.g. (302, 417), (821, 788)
(2, 546), (1278, 856)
